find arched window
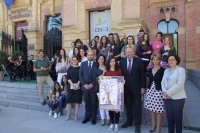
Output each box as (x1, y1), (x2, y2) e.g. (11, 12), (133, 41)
(158, 20), (179, 33)
(158, 20), (179, 54)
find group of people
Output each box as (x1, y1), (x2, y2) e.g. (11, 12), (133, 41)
(5, 55), (35, 82)
(32, 30), (186, 133)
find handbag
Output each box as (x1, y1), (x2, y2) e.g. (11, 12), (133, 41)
(70, 83), (80, 89)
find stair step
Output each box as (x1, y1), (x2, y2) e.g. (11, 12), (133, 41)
(0, 87), (49, 96)
(0, 98), (75, 115)
(0, 92), (43, 103)
(0, 98), (49, 112)
(0, 82), (50, 89)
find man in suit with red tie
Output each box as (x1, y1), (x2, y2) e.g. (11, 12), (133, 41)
(119, 48), (146, 133)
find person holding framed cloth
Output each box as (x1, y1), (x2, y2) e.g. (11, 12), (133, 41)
(65, 56), (82, 122)
(104, 56), (123, 132)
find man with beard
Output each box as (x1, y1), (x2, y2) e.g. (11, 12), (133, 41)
(79, 51), (97, 125)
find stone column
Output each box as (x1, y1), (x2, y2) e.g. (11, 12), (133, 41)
(30, 0), (38, 30)
(0, 1), (5, 50)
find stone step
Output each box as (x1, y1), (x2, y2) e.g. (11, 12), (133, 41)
(0, 82), (50, 90)
(0, 92), (42, 103)
(0, 87), (49, 96)
(0, 97), (75, 116)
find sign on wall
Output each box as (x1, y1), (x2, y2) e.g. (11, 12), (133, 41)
(8, 7), (32, 21)
(90, 10), (111, 40)
(15, 21), (28, 40)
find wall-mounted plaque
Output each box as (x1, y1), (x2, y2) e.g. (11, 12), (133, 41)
(28, 45), (35, 51)
(8, 7), (32, 21)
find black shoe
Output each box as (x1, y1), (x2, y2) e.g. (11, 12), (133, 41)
(135, 127), (141, 133)
(82, 118), (90, 124)
(91, 119), (96, 125)
(121, 122), (132, 128)
(41, 101), (46, 106)
(149, 126), (157, 133)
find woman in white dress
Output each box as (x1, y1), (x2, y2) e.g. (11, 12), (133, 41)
(56, 49), (69, 85)
(78, 48), (88, 66)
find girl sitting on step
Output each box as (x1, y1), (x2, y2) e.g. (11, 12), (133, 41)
(48, 82), (63, 119)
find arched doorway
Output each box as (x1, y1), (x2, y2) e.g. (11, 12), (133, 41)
(158, 19), (179, 54)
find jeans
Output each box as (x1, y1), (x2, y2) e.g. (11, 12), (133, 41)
(58, 93), (68, 114)
(48, 100), (59, 111)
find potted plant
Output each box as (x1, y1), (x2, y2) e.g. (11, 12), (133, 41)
(0, 51), (7, 80)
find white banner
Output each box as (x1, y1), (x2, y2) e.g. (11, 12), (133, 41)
(90, 10), (111, 40)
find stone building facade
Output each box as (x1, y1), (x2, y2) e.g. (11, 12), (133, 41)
(0, 0), (199, 69)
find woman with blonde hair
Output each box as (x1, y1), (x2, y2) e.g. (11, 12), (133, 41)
(145, 53), (165, 133)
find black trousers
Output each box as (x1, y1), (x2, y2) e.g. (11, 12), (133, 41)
(124, 84), (142, 127)
(109, 111), (120, 124)
(83, 90), (98, 120)
(164, 99), (185, 133)
(6, 68), (19, 80)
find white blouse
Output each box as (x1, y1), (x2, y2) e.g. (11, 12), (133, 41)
(56, 59), (68, 73)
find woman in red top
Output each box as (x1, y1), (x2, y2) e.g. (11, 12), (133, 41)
(104, 56), (122, 132)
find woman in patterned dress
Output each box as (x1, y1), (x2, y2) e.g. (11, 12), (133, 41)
(145, 53), (165, 133)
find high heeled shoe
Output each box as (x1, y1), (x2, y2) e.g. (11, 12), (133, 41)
(101, 120), (105, 126)
(149, 125), (157, 133)
(65, 115), (71, 121)
(106, 119), (111, 126)
(75, 116), (79, 122)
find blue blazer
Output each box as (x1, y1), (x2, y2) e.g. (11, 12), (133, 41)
(120, 58), (146, 94)
(79, 61), (96, 92)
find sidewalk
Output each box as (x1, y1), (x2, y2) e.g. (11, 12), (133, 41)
(0, 106), (198, 133)
(183, 80), (200, 128)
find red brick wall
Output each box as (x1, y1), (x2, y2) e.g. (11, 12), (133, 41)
(141, 0), (200, 69)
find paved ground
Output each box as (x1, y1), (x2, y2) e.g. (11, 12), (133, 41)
(0, 106), (198, 133)
(183, 80), (200, 128)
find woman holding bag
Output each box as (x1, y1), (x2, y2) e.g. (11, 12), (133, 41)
(65, 56), (82, 122)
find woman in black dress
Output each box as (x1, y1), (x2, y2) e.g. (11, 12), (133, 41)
(66, 56), (82, 122)
(110, 33), (123, 63)
(145, 53), (165, 133)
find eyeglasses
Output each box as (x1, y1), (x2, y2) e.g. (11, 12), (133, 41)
(168, 59), (176, 62)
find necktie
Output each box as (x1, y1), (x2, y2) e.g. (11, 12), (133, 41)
(128, 60), (131, 74)
(88, 62), (92, 73)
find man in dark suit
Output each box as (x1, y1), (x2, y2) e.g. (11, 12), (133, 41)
(28, 55), (35, 80)
(79, 51), (97, 125)
(119, 48), (146, 133)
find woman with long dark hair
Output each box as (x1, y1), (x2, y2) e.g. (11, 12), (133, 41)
(48, 82), (63, 119)
(93, 54), (110, 126)
(136, 33), (153, 69)
(99, 36), (111, 59)
(56, 49), (69, 85)
(110, 33), (123, 63)
(121, 35), (137, 58)
(89, 39), (97, 50)
(79, 48), (88, 66)
(151, 32), (164, 53)
(66, 56), (82, 122)
(72, 47), (81, 64)
(104, 56), (122, 131)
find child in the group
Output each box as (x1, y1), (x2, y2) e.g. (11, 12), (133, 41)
(48, 82), (62, 119)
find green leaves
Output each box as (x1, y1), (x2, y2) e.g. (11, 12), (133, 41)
(98, 18), (102, 24)
(98, 18), (107, 25)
